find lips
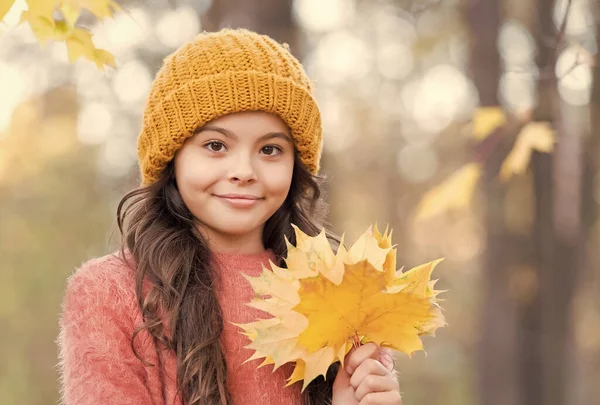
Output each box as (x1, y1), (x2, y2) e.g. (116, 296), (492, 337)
(214, 194), (263, 208)
(215, 194), (262, 200)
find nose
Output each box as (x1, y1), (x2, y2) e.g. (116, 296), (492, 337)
(229, 153), (257, 183)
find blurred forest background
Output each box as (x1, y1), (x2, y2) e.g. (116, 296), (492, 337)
(1, 0), (599, 404)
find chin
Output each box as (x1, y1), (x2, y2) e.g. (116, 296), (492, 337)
(212, 219), (264, 236)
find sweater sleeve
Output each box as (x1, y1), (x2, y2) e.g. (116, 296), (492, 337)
(57, 257), (157, 405)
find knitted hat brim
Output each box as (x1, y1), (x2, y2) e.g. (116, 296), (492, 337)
(138, 70), (322, 185)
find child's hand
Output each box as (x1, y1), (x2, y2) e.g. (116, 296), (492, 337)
(332, 342), (402, 405)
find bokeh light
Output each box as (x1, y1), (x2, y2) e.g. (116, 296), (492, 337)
(556, 46), (593, 106)
(99, 136), (137, 178)
(376, 41), (414, 80)
(155, 5), (201, 49)
(410, 64), (477, 133)
(553, 0), (593, 37)
(498, 20), (536, 66)
(293, 0), (355, 32)
(77, 102), (113, 145)
(112, 59), (152, 106)
(0, 62), (30, 133)
(500, 72), (537, 112)
(93, 8), (152, 56)
(397, 144), (439, 184)
(307, 30), (373, 84)
(320, 93), (358, 153)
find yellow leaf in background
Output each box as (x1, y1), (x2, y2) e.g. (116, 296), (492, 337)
(0, 0), (15, 22)
(59, 2), (79, 26)
(19, 10), (69, 45)
(91, 48), (116, 69)
(472, 106), (506, 140)
(238, 225), (446, 391)
(499, 121), (555, 181)
(3, 0), (118, 70)
(65, 26), (92, 61)
(66, 26), (116, 69)
(25, 0), (56, 19)
(414, 163), (482, 221)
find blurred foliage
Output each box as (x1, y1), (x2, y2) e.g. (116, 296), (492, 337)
(0, 88), (122, 404)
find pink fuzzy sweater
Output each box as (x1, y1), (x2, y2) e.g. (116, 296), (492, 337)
(57, 250), (302, 405)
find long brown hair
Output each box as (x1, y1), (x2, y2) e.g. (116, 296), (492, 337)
(117, 152), (341, 405)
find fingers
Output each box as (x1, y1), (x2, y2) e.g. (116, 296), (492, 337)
(359, 391), (402, 405)
(349, 357), (390, 389)
(345, 342), (379, 375)
(354, 374), (399, 402)
(341, 343), (402, 404)
(344, 343), (402, 404)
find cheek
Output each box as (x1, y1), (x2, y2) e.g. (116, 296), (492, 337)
(262, 164), (294, 196)
(174, 149), (215, 193)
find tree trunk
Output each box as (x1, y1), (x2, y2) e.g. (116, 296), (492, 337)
(575, 6), (600, 403)
(201, 0), (299, 54)
(467, 1), (521, 404)
(529, 1), (584, 404)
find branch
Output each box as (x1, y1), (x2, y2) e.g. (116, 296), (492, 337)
(504, 50), (590, 82)
(555, 0), (572, 51)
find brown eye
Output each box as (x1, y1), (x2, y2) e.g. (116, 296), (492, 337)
(261, 145), (283, 156)
(205, 141), (226, 152)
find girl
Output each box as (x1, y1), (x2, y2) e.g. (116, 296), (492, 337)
(58, 28), (402, 405)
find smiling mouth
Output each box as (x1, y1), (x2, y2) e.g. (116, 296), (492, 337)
(214, 194), (262, 200)
(214, 195), (264, 208)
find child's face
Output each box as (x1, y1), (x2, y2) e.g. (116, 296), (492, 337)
(174, 111), (295, 252)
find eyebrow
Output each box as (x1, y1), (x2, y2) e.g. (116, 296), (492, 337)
(199, 126), (293, 144)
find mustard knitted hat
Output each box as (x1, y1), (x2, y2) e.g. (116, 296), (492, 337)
(137, 28), (322, 185)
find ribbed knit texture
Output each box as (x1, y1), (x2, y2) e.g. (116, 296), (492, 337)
(57, 251), (302, 405)
(138, 28), (323, 185)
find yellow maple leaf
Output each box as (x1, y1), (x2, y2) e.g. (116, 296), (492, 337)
(19, 10), (70, 45)
(25, 0), (56, 19)
(59, 2), (80, 26)
(499, 121), (556, 181)
(237, 225), (446, 391)
(372, 223), (397, 284)
(294, 260), (436, 354)
(1, 0), (15, 22)
(5, 0), (117, 69)
(414, 162), (482, 221)
(472, 106), (506, 140)
(65, 27), (116, 69)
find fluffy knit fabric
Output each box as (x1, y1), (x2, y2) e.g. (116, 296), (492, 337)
(138, 28), (323, 185)
(57, 250), (302, 405)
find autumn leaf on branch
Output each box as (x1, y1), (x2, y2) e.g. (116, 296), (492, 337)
(414, 162), (482, 221)
(499, 121), (556, 181)
(1, 0), (117, 69)
(236, 224), (446, 390)
(413, 105), (554, 221)
(471, 106), (506, 140)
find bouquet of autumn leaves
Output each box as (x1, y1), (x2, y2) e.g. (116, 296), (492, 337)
(235, 224), (446, 391)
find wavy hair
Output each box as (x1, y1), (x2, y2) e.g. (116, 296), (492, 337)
(117, 151), (340, 405)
